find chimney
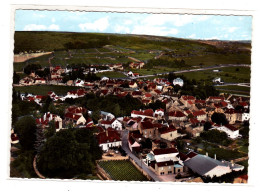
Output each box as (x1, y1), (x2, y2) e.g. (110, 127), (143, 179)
(214, 154), (216, 160)
(106, 129), (108, 137)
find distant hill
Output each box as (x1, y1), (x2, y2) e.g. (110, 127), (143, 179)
(13, 31), (251, 54)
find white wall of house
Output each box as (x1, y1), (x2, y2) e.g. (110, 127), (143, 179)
(100, 141), (122, 152)
(160, 131), (179, 141)
(154, 153), (179, 163)
(111, 120), (122, 130)
(196, 114), (207, 121)
(76, 116), (86, 125)
(212, 126), (239, 139)
(242, 113), (250, 121)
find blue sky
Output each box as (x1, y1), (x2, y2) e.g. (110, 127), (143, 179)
(15, 10), (252, 40)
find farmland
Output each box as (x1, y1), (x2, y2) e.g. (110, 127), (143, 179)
(98, 160), (149, 181)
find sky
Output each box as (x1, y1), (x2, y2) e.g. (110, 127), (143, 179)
(15, 10), (252, 41)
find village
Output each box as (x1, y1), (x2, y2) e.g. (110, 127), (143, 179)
(11, 61), (249, 183)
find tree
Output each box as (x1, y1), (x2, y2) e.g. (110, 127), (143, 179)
(14, 116), (37, 151)
(13, 72), (20, 84)
(211, 112), (228, 125)
(37, 129), (102, 178)
(204, 121), (212, 131)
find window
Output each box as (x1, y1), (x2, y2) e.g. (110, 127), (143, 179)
(178, 169), (180, 173)
(160, 172), (164, 175)
(161, 167), (164, 170)
(168, 171), (172, 174)
(168, 166), (171, 169)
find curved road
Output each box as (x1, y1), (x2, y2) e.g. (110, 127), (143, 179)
(121, 130), (162, 181)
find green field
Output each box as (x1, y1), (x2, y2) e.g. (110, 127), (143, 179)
(98, 160), (149, 181)
(215, 85), (250, 92)
(14, 85), (80, 95)
(177, 66), (250, 83)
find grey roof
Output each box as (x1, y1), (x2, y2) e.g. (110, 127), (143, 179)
(184, 154), (228, 176)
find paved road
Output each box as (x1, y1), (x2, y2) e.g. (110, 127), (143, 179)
(121, 130), (162, 181)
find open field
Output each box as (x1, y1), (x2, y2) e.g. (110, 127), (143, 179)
(215, 85), (250, 92)
(98, 160), (149, 181)
(14, 85), (80, 95)
(177, 66), (250, 83)
(14, 32), (251, 72)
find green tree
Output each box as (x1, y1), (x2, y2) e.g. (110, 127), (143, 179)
(14, 116), (37, 151)
(211, 112), (228, 125)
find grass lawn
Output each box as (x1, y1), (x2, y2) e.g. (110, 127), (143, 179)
(96, 71), (127, 78)
(98, 160), (149, 181)
(14, 85), (80, 95)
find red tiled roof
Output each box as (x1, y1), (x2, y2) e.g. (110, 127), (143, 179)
(153, 148), (178, 155)
(190, 118), (199, 125)
(157, 160), (174, 167)
(132, 91), (142, 96)
(145, 93), (152, 98)
(193, 110), (206, 117)
(195, 100), (206, 104)
(168, 111), (186, 117)
(159, 126), (176, 134)
(182, 95), (195, 100)
(186, 151), (198, 159)
(208, 96), (224, 101)
(65, 112), (81, 121)
(96, 130), (121, 144)
(188, 100), (193, 105)
(178, 152), (189, 161)
(239, 175), (248, 180)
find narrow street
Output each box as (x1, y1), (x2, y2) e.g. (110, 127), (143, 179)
(120, 130), (162, 181)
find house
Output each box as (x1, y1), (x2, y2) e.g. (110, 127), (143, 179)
(36, 112), (63, 130)
(127, 71), (134, 77)
(154, 108), (165, 118)
(168, 111), (187, 121)
(159, 126), (180, 141)
(139, 121), (162, 139)
(11, 129), (19, 144)
(233, 174), (248, 184)
(211, 124), (240, 139)
(172, 78), (184, 87)
(212, 77), (222, 84)
(147, 148), (184, 175)
(184, 154), (244, 178)
(131, 109), (154, 119)
(74, 79), (84, 87)
(125, 117), (142, 131)
(129, 62), (145, 69)
(64, 112), (86, 125)
(128, 134), (141, 152)
(100, 118), (122, 130)
(34, 78), (46, 84)
(100, 111), (115, 121)
(96, 129), (122, 152)
(193, 110), (207, 121)
(242, 113), (250, 122)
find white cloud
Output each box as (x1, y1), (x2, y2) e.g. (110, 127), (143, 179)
(79, 17), (109, 32)
(23, 24), (60, 31)
(131, 25), (178, 36)
(124, 20), (133, 25)
(24, 24), (47, 31)
(114, 25), (130, 33)
(228, 27), (238, 33)
(188, 34), (196, 38)
(51, 18), (56, 23)
(48, 24), (60, 30)
(142, 14), (211, 27)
